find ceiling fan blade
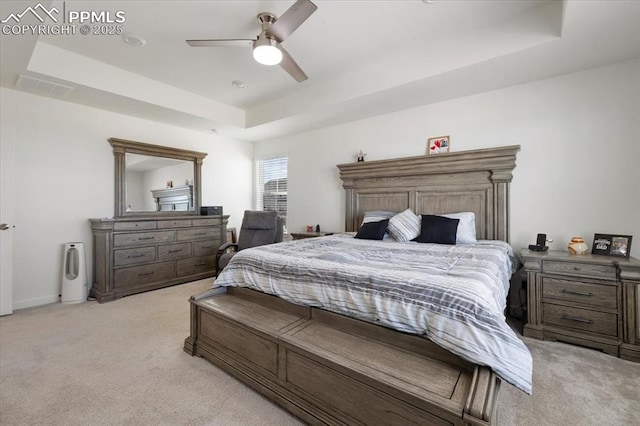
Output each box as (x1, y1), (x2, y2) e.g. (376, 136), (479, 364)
(186, 39), (254, 47)
(278, 44), (308, 82)
(268, 0), (317, 42)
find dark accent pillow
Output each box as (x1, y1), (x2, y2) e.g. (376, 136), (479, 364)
(354, 219), (389, 240)
(413, 215), (459, 245)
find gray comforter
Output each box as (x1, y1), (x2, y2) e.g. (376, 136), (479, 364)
(214, 234), (533, 394)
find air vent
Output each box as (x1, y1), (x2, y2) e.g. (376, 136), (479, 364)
(16, 74), (74, 97)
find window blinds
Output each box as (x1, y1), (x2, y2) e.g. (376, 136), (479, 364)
(255, 156), (287, 227)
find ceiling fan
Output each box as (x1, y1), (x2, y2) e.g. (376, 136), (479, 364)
(186, 0), (317, 82)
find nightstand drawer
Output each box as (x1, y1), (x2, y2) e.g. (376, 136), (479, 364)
(543, 260), (616, 279)
(543, 278), (617, 309)
(543, 303), (617, 337)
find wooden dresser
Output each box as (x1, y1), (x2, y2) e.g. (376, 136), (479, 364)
(522, 250), (640, 362)
(90, 215), (228, 302)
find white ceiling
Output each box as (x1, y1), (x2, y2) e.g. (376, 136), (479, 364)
(1, 0), (639, 142)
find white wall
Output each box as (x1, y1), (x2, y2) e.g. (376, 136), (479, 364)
(0, 88), (253, 309)
(255, 59), (640, 259)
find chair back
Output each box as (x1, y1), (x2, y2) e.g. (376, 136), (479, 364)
(237, 210), (282, 251)
(275, 217), (285, 243)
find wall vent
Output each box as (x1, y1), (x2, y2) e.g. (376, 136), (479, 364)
(16, 74), (74, 97)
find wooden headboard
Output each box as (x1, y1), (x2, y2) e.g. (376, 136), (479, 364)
(337, 145), (520, 242)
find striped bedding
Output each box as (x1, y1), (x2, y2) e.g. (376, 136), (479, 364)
(214, 234), (533, 394)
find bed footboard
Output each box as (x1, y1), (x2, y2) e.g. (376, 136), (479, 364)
(184, 287), (500, 425)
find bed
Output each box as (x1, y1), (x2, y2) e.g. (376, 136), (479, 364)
(184, 145), (528, 425)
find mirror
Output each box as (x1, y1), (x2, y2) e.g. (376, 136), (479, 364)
(125, 153), (194, 212)
(110, 138), (207, 217)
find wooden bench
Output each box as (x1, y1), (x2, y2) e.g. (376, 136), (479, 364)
(184, 287), (500, 425)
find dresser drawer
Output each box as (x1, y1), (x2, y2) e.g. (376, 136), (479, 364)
(113, 247), (156, 266)
(193, 240), (219, 256)
(157, 219), (192, 229)
(158, 242), (192, 260)
(177, 227), (221, 241)
(543, 260), (616, 279)
(114, 221), (157, 231)
(543, 278), (618, 309)
(114, 230), (175, 247)
(114, 261), (175, 288)
(193, 217), (222, 226)
(543, 303), (618, 337)
(176, 255), (215, 276)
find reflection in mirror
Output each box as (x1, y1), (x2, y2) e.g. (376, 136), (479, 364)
(125, 154), (194, 212)
(110, 137), (207, 217)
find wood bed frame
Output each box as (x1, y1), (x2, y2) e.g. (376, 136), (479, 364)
(184, 145), (520, 425)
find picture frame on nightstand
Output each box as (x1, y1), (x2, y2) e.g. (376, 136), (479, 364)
(592, 233), (632, 258)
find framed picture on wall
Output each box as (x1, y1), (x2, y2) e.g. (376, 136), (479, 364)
(592, 233), (632, 258)
(427, 136), (450, 155)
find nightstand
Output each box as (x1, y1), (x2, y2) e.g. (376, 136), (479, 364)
(522, 249), (640, 362)
(290, 232), (333, 240)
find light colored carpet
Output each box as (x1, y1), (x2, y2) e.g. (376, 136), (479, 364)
(1, 279), (639, 425)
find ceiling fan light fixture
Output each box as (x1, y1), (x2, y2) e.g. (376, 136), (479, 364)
(252, 37), (282, 66)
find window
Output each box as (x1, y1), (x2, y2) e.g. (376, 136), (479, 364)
(255, 156), (287, 229)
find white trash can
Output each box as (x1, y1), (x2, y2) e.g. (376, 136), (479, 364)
(61, 242), (88, 303)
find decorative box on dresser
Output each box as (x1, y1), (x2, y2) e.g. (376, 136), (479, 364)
(522, 249), (640, 362)
(90, 215), (228, 303)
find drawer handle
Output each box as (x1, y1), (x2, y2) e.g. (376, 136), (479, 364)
(562, 314), (593, 324)
(201, 245), (214, 249)
(138, 271), (154, 277)
(561, 289), (593, 297)
(138, 237), (155, 241)
(573, 267), (581, 271)
(168, 249), (183, 254)
(194, 232), (207, 236)
(195, 262), (207, 266)
(127, 254), (145, 258)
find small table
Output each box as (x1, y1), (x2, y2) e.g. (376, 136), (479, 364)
(290, 232), (333, 240)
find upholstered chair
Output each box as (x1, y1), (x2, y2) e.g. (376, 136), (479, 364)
(215, 210), (284, 276)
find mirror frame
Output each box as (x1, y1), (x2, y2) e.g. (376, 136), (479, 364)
(109, 137), (207, 217)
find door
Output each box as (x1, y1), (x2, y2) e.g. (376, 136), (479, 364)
(0, 116), (14, 315)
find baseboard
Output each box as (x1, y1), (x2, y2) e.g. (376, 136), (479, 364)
(13, 294), (60, 311)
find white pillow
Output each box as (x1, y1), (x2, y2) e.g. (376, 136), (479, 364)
(441, 212), (477, 244)
(361, 211), (395, 225)
(388, 209), (421, 242)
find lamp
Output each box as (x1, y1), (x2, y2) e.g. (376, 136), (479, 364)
(253, 36), (282, 65)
